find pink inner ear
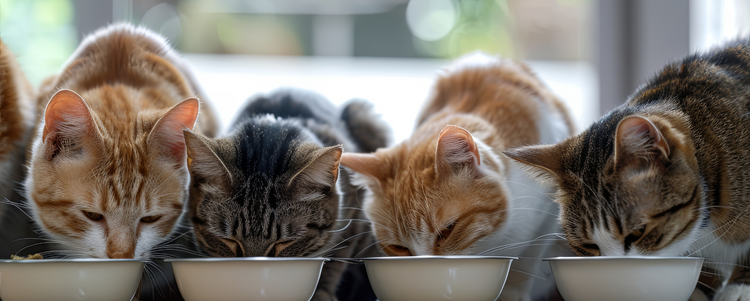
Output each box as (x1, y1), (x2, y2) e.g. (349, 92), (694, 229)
(42, 90), (92, 141)
(615, 116), (670, 161)
(437, 125), (480, 166)
(149, 98), (200, 163)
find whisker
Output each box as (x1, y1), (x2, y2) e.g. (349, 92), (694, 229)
(509, 268), (548, 282)
(696, 280), (717, 292)
(328, 220), (352, 233)
(500, 180), (557, 202)
(353, 240), (383, 258)
(0, 197), (33, 220)
(477, 233), (568, 255)
(312, 231), (373, 257)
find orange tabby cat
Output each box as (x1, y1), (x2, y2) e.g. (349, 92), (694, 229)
(25, 24), (217, 259)
(0, 38), (38, 257)
(341, 53), (575, 300)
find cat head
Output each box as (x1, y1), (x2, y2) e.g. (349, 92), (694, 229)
(341, 124), (508, 256)
(505, 111), (703, 256)
(25, 89), (199, 259)
(185, 117), (343, 257)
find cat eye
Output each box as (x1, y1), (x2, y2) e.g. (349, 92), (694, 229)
(383, 244), (411, 256)
(624, 225), (647, 249)
(582, 244), (600, 250)
(83, 211), (103, 221)
(140, 215), (162, 223)
(630, 226), (646, 238)
(438, 221), (457, 242)
(222, 238), (245, 257)
(272, 240), (295, 257)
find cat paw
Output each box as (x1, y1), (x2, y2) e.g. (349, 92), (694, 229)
(714, 284), (750, 301)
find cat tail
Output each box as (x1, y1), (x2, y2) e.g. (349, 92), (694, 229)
(339, 99), (392, 153)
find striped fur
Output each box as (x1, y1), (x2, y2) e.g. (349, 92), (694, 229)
(340, 53), (575, 300)
(24, 24), (218, 260)
(505, 39), (750, 299)
(186, 88), (389, 301)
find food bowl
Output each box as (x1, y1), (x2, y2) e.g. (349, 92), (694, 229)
(166, 257), (328, 301)
(545, 256), (704, 301)
(0, 259), (145, 301)
(362, 256), (515, 301)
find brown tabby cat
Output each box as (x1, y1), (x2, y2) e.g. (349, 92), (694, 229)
(340, 53), (576, 300)
(505, 40), (750, 300)
(0, 38), (38, 258)
(24, 24), (218, 260)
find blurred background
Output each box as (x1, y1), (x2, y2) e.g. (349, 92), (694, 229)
(0, 0), (748, 142)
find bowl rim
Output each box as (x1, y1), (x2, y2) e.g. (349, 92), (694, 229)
(544, 256), (705, 261)
(0, 259), (147, 263)
(360, 255), (517, 261)
(164, 257), (330, 262)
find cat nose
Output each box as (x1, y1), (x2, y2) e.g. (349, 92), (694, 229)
(107, 248), (135, 259)
(106, 231), (136, 258)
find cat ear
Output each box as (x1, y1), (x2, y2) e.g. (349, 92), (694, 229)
(289, 145), (343, 188)
(614, 115), (670, 168)
(42, 89), (96, 160)
(340, 153), (387, 181)
(184, 129), (231, 187)
(148, 98), (200, 166)
(435, 125), (480, 172)
(503, 144), (564, 178)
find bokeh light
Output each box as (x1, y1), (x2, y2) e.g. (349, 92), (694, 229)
(141, 3), (182, 46)
(406, 0), (458, 41)
(0, 0), (76, 86)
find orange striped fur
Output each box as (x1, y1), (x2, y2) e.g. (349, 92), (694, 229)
(341, 53), (574, 299)
(25, 24), (217, 259)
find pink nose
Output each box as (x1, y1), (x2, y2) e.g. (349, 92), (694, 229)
(107, 247), (135, 259)
(106, 232), (135, 258)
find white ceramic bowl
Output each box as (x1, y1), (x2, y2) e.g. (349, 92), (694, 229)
(0, 259), (145, 301)
(362, 256), (515, 301)
(166, 257), (328, 301)
(545, 256), (704, 301)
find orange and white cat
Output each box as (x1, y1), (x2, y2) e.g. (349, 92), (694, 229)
(24, 24), (217, 259)
(341, 53), (575, 300)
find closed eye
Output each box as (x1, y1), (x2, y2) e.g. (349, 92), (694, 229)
(582, 244), (599, 250)
(437, 221), (457, 247)
(440, 221), (456, 239)
(221, 238), (245, 257)
(578, 243), (600, 256)
(383, 244), (411, 256)
(271, 240), (295, 257)
(83, 211), (103, 221)
(140, 215), (162, 223)
(624, 225), (647, 252)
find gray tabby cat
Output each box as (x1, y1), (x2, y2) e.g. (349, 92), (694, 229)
(184, 88), (390, 301)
